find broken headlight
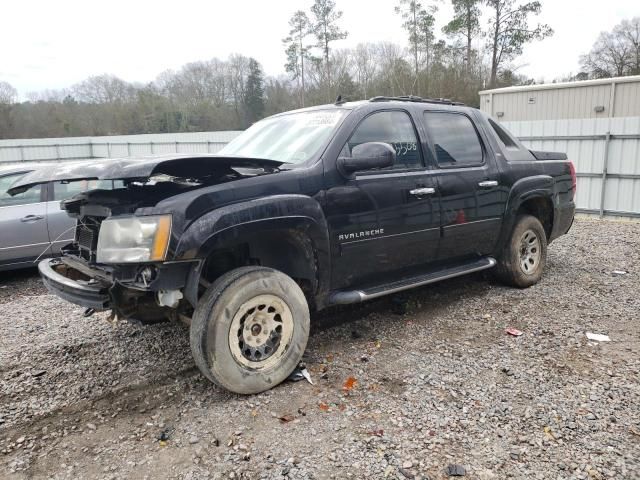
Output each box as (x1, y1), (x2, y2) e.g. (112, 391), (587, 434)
(96, 215), (172, 263)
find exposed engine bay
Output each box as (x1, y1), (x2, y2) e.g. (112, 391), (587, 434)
(12, 155), (285, 325)
(62, 167), (276, 218)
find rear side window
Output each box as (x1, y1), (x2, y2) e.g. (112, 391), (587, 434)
(342, 110), (422, 170)
(488, 118), (518, 148)
(423, 112), (484, 167)
(0, 173), (42, 207)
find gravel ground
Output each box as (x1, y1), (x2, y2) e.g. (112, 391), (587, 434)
(0, 218), (638, 480)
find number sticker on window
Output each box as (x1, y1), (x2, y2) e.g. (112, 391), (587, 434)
(394, 142), (417, 156)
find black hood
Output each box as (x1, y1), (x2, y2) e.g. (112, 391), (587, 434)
(8, 154), (285, 195)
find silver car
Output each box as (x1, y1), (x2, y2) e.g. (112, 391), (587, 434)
(0, 163), (120, 271)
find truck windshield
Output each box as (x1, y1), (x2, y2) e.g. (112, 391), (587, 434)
(219, 109), (349, 164)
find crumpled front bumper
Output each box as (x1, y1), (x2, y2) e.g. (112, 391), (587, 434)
(38, 258), (111, 310)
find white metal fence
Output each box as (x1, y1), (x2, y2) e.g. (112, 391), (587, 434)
(504, 117), (640, 219)
(0, 131), (242, 165)
(3, 123), (639, 218)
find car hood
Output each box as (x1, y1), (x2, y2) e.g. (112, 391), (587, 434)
(8, 154), (285, 195)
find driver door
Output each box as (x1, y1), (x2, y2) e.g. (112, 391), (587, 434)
(325, 110), (441, 289)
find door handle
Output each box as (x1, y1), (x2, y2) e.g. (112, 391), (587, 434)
(20, 214), (44, 222)
(478, 180), (499, 188)
(409, 187), (436, 196)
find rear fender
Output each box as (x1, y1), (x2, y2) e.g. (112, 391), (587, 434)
(497, 175), (554, 251)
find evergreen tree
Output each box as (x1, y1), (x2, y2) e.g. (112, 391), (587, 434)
(310, 0), (348, 101)
(443, 0), (482, 75)
(417, 5), (438, 96)
(395, 1), (437, 96)
(485, 0), (553, 87)
(244, 58), (265, 125)
(283, 11), (311, 107)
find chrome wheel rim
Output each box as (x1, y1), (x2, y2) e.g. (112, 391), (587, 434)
(519, 229), (541, 275)
(228, 294), (293, 369)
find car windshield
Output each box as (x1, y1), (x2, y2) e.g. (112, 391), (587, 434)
(219, 109), (349, 164)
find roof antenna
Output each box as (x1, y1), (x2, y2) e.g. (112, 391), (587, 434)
(334, 94), (346, 105)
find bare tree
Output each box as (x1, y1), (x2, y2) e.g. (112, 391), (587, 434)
(26, 89), (70, 103)
(328, 49), (356, 98)
(0, 81), (18, 104)
(376, 42), (414, 96)
(154, 69), (177, 95)
(169, 61), (224, 107)
(620, 17), (640, 75)
(353, 43), (378, 99)
(581, 17), (640, 78)
(580, 32), (631, 78)
(228, 54), (250, 126)
(264, 76), (297, 116)
(73, 74), (135, 104)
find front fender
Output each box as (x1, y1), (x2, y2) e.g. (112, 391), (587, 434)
(175, 194), (331, 307)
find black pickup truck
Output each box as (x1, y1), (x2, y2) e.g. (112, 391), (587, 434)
(10, 96), (575, 394)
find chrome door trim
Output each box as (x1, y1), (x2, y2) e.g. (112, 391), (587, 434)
(478, 180), (499, 188)
(409, 187), (436, 196)
(0, 241), (50, 251)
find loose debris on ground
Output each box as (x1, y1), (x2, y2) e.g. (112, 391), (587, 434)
(1, 218), (639, 479)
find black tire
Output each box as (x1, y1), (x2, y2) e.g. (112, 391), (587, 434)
(495, 214), (548, 288)
(190, 266), (310, 394)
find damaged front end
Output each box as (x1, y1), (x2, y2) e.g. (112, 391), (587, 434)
(40, 252), (199, 323)
(16, 154), (285, 323)
(40, 202), (201, 324)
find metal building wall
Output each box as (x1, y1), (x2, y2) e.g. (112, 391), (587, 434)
(503, 117), (640, 218)
(483, 84), (612, 121)
(614, 81), (640, 117)
(479, 75), (640, 122)
(479, 76), (640, 219)
(0, 131), (242, 165)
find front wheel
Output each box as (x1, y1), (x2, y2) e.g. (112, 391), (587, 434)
(190, 266), (310, 394)
(495, 214), (548, 288)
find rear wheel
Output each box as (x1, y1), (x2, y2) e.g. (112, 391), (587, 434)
(495, 214), (548, 288)
(190, 266), (310, 394)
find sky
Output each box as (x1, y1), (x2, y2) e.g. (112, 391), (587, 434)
(1, 0), (637, 98)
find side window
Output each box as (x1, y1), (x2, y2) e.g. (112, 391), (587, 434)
(424, 112), (484, 167)
(342, 111), (422, 170)
(488, 118), (518, 149)
(53, 179), (120, 201)
(0, 173), (42, 207)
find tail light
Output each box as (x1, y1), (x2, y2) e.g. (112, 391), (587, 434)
(569, 161), (577, 199)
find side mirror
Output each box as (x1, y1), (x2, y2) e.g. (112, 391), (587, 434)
(338, 142), (395, 175)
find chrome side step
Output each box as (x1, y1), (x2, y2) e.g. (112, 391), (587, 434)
(328, 257), (497, 305)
